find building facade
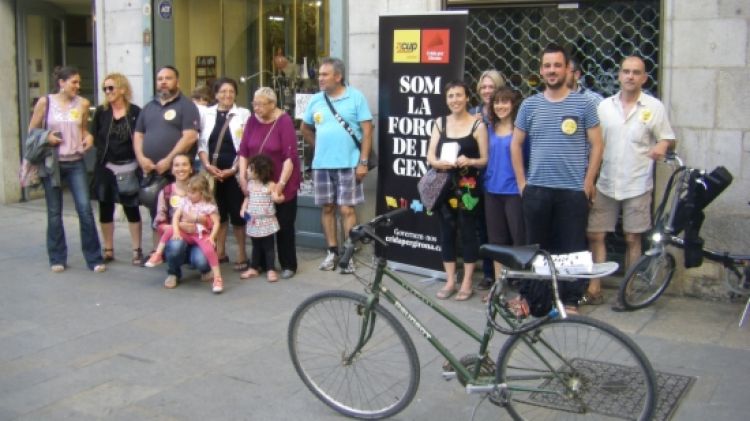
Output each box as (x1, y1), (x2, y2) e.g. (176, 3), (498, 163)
(2, 0), (749, 296)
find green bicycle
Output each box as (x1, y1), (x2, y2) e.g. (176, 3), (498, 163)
(288, 208), (657, 420)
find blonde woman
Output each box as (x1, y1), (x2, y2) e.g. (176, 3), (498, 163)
(91, 73), (143, 265)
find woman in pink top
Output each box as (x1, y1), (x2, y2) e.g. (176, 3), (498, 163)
(238, 87), (301, 279)
(28, 66), (105, 273)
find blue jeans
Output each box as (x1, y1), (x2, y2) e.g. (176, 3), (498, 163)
(42, 160), (103, 269)
(164, 239), (210, 279)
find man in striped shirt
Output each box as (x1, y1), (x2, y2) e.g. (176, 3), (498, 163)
(510, 43), (603, 312)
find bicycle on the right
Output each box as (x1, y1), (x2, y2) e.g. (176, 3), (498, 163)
(616, 151), (750, 326)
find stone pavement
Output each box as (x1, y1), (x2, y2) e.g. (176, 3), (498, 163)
(0, 196), (749, 420)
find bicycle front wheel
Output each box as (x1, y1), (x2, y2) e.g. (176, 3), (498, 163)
(618, 252), (676, 310)
(287, 290), (420, 419)
(496, 316), (656, 420)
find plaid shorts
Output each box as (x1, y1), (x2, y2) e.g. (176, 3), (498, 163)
(313, 168), (364, 206)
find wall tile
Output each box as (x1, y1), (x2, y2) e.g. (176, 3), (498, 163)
(673, 19), (747, 67)
(669, 69), (716, 128)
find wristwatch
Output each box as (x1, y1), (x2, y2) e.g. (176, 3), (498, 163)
(358, 159), (369, 167)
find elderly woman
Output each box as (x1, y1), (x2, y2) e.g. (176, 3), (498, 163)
(198, 77), (251, 271)
(427, 81), (488, 301)
(238, 87), (301, 279)
(91, 73), (143, 265)
(28, 66), (105, 273)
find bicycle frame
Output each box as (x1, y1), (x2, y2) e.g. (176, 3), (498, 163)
(346, 255), (495, 385)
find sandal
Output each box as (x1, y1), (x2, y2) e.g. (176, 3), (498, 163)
(506, 296), (530, 318)
(579, 291), (605, 306)
(240, 268), (259, 279)
(436, 287), (457, 300)
(103, 248), (114, 263)
(234, 260), (249, 272)
(454, 289), (474, 301)
(132, 248), (144, 266)
(218, 255), (229, 264)
(267, 270), (279, 282)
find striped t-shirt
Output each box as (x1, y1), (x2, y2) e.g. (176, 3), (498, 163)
(514, 92), (599, 191)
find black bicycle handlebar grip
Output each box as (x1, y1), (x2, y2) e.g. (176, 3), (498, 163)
(338, 240), (355, 270)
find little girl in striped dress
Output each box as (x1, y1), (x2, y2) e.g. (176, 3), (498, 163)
(239, 154), (284, 282)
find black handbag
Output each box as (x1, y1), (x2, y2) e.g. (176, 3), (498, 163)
(323, 94), (377, 170)
(138, 173), (168, 209)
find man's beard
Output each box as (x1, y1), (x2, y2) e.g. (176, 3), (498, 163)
(159, 87), (177, 100)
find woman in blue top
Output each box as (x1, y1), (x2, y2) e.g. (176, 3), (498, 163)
(484, 87), (525, 278)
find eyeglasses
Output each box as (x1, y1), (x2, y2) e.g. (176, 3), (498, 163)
(102, 85), (116, 92)
(251, 101), (271, 107)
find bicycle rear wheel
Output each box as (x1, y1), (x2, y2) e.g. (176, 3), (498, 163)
(496, 316), (656, 420)
(618, 252), (676, 310)
(287, 290), (420, 419)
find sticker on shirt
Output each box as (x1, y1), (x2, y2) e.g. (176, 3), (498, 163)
(560, 116), (579, 135)
(164, 109), (177, 121)
(639, 108), (653, 123)
(68, 108), (81, 121)
(234, 126), (244, 139)
(313, 111), (323, 124)
(169, 195), (183, 208)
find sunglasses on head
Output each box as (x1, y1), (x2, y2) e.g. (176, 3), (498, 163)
(102, 85), (116, 92)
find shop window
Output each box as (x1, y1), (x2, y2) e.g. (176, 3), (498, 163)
(169, 0), (328, 111)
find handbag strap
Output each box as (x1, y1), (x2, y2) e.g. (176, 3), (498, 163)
(258, 115), (279, 154)
(211, 112), (235, 166)
(43, 95), (50, 130)
(323, 94), (361, 150)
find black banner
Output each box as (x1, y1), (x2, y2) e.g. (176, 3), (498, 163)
(376, 12), (468, 274)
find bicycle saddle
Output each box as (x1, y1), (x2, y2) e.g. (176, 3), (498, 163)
(479, 244), (540, 270)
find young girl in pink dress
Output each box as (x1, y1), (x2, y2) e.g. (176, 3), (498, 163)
(239, 155), (284, 282)
(146, 175), (225, 293)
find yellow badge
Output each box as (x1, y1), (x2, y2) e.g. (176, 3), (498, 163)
(313, 111), (323, 124)
(164, 109), (177, 121)
(448, 197), (458, 209)
(69, 108), (81, 121)
(235, 127), (243, 139)
(639, 108), (653, 123)
(169, 195), (183, 208)
(561, 118), (577, 135)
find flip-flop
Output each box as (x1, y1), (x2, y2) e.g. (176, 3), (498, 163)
(454, 289), (473, 301)
(436, 287), (457, 300)
(240, 268), (259, 279)
(234, 261), (249, 272)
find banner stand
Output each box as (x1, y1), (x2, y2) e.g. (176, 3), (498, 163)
(386, 260), (446, 282)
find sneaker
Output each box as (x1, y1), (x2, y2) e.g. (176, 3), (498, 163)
(280, 269), (295, 279)
(50, 264), (65, 273)
(145, 253), (163, 268)
(579, 291), (605, 306)
(93, 264), (107, 273)
(164, 275), (178, 289)
(319, 250), (338, 271)
(340, 260), (356, 275)
(212, 276), (224, 294)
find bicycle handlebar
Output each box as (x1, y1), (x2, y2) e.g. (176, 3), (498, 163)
(338, 208), (409, 270)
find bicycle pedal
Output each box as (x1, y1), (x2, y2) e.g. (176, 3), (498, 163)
(441, 360), (456, 381)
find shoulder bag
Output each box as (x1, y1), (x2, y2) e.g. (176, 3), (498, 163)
(19, 95), (50, 188)
(202, 112), (235, 191)
(323, 94), (377, 170)
(417, 116), (451, 212)
(101, 110), (140, 195)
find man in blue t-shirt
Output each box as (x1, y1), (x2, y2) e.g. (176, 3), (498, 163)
(301, 57), (373, 274)
(510, 44), (603, 311)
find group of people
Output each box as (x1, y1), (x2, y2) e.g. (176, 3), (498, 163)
(428, 44), (675, 313)
(29, 65), (302, 294)
(29, 47), (673, 309)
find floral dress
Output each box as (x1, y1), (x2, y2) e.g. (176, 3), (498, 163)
(245, 180), (280, 238)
